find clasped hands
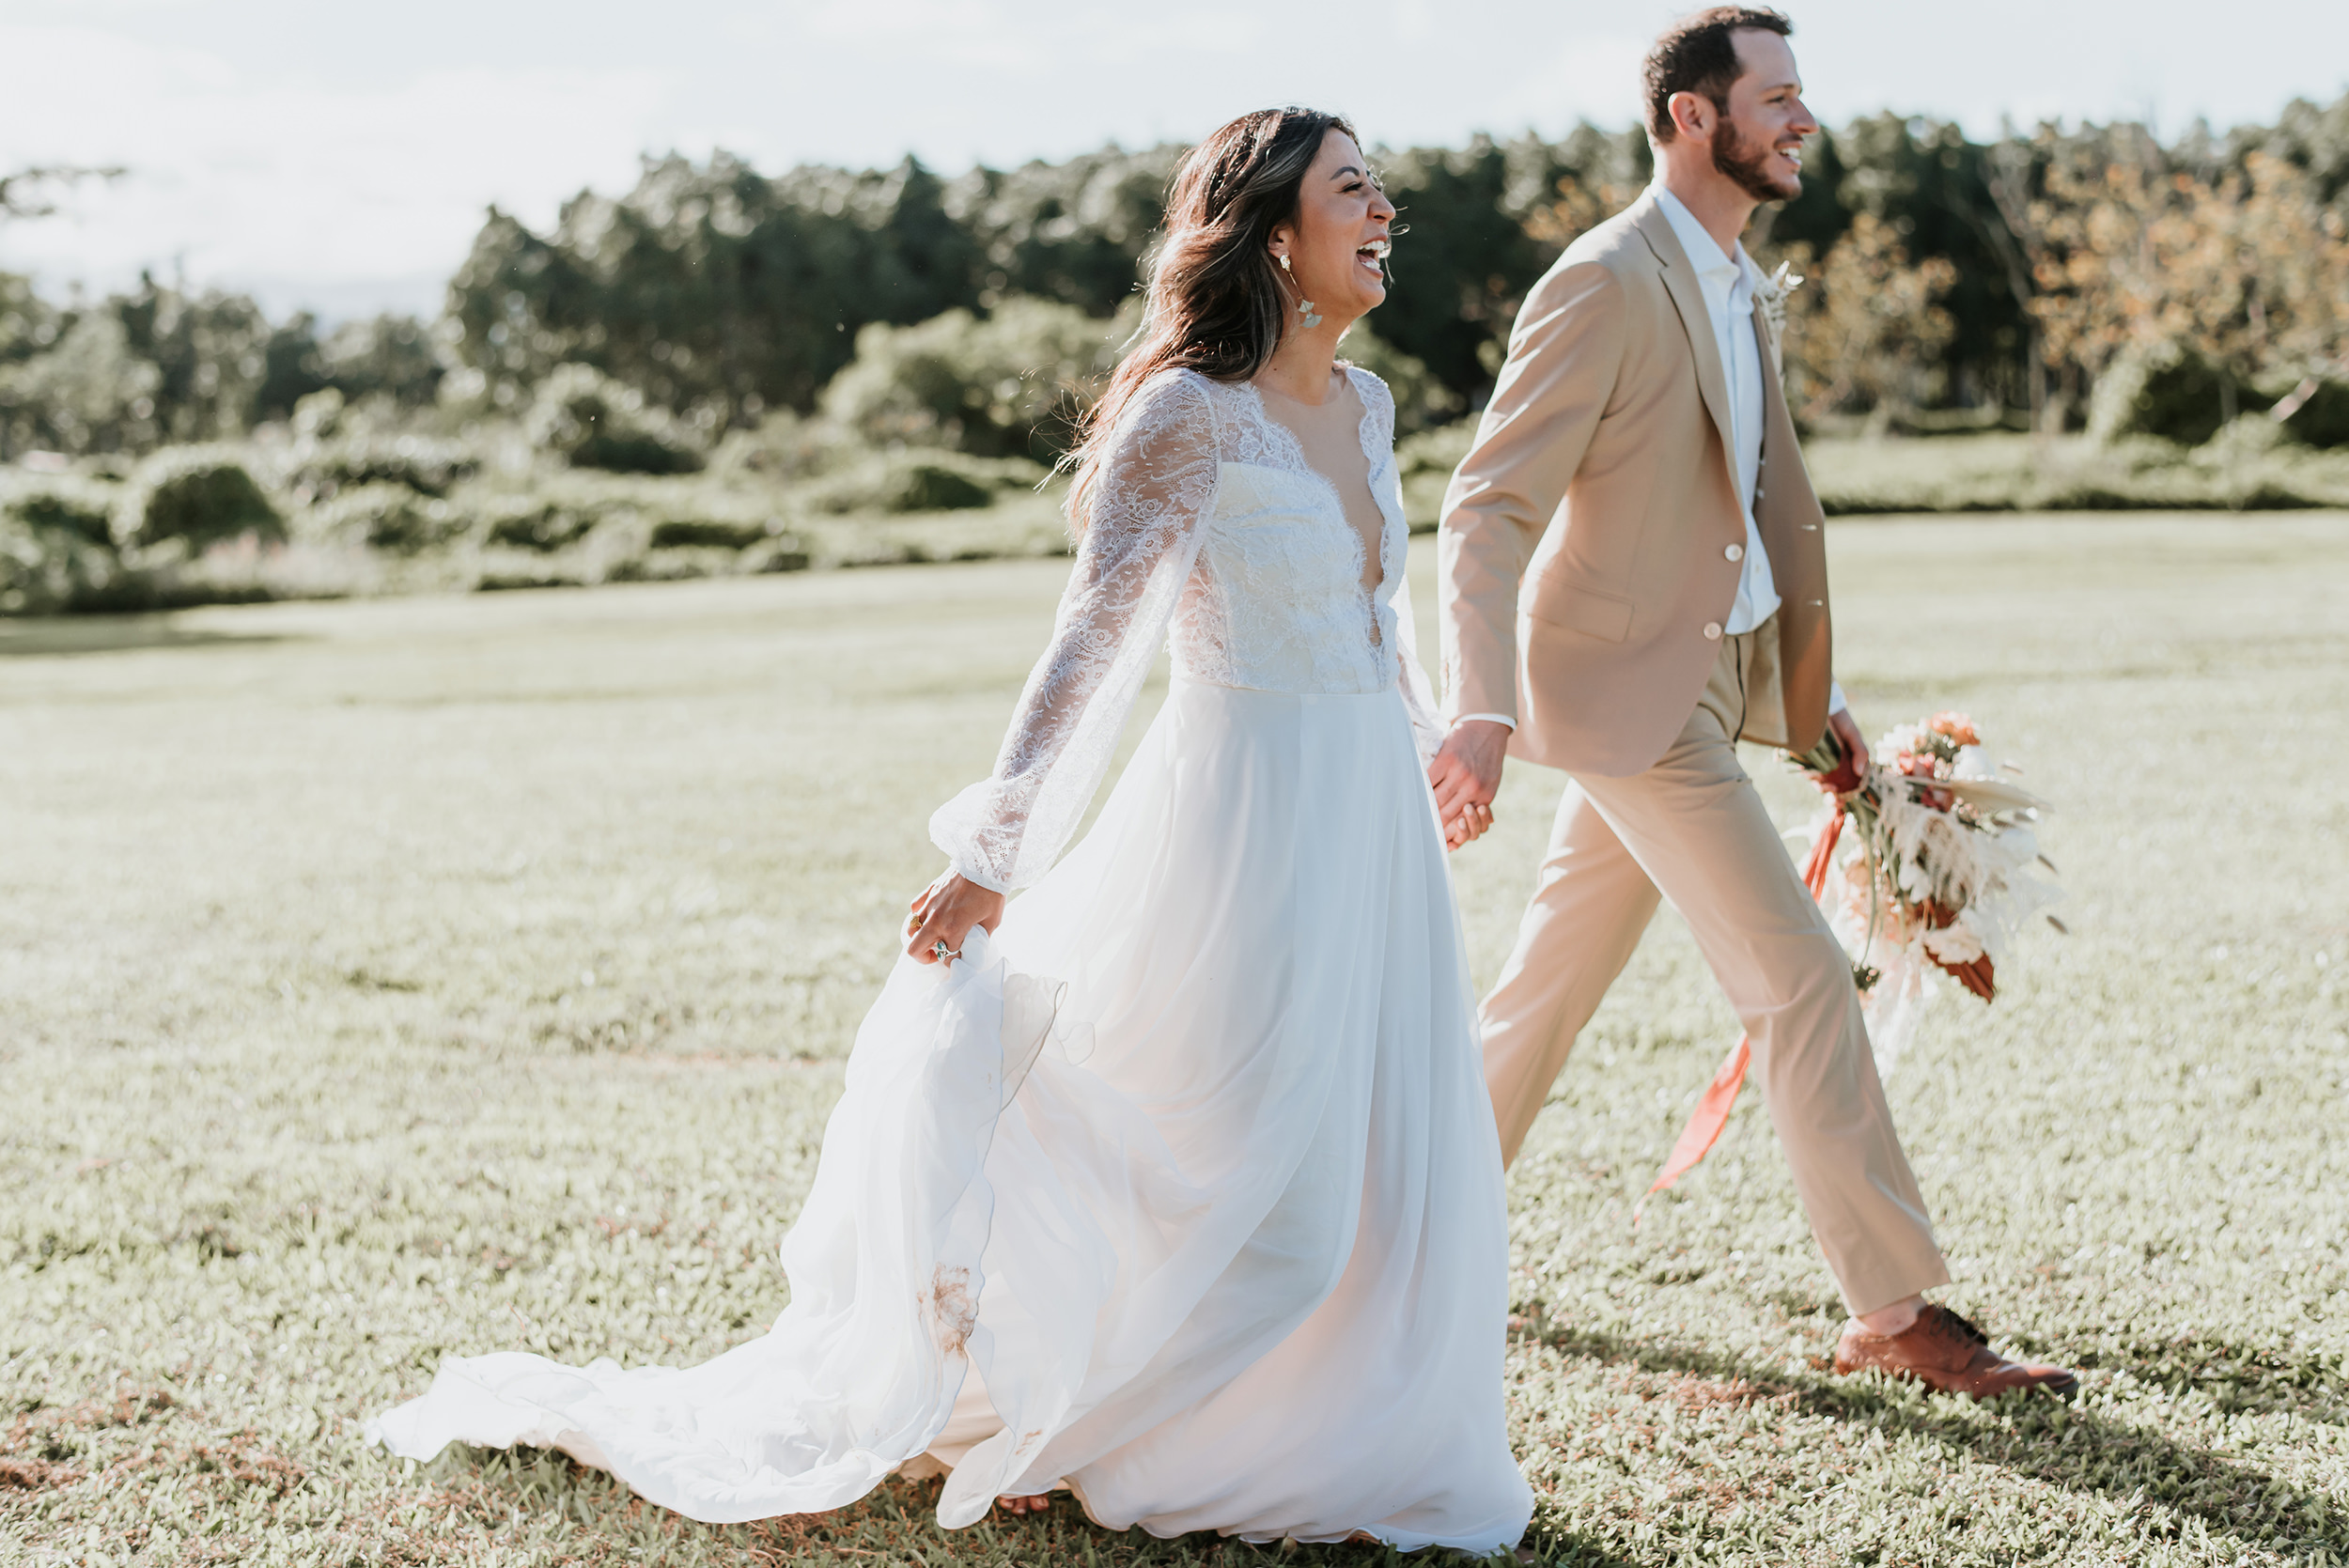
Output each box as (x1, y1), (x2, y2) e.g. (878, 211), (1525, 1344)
(903, 708), (1842, 955)
(1428, 718), (1509, 850)
(1427, 706), (1868, 852)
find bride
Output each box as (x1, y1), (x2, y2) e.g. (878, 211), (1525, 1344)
(369, 106), (1533, 1555)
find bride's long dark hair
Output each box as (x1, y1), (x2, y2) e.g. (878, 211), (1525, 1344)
(1065, 106), (1357, 531)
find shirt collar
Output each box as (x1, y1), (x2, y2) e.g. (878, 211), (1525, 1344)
(1650, 183), (1764, 301)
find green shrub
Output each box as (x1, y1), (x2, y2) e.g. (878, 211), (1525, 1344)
(2202, 411), (2289, 461)
(0, 516), (119, 613)
(525, 364), (703, 475)
(574, 429), (702, 475)
(115, 449), (283, 551)
(745, 536), (812, 573)
(2087, 340), (2270, 446)
(820, 300), (1117, 460)
(801, 453), (1007, 514)
(473, 564), (587, 594)
(479, 499), (597, 552)
(0, 475), (117, 547)
(2228, 476), (2324, 509)
(288, 434), (480, 500)
(2030, 478), (2152, 511)
(2196, 415), (2344, 507)
(888, 463), (992, 512)
(646, 517), (774, 551)
(709, 411), (863, 482)
(305, 484), (464, 555)
(1798, 427), (2349, 514)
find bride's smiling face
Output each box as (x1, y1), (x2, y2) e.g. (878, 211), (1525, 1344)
(1269, 131), (1396, 328)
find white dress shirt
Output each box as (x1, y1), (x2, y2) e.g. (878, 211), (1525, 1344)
(1457, 185), (1843, 733)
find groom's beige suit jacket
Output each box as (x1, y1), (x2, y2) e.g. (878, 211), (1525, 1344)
(1438, 188), (1833, 774)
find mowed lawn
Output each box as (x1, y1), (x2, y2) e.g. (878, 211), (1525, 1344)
(2, 514), (2344, 1567)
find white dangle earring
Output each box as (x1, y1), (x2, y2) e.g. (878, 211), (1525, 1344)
(1277, 253), (1322, 330)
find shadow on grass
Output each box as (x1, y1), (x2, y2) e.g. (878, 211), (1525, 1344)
(1517, 1531), (1643, 1567)
(2085, 1329), (2349, 1424)
(426, 1448), (1575, 1566)
(0, 617), (297, 658)
(1520, 1316), (2346, 1559)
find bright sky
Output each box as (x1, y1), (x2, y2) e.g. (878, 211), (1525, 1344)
(4, 0), (2345, 321)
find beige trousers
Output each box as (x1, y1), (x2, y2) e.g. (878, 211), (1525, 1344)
(1481, 625), (1951, 1315)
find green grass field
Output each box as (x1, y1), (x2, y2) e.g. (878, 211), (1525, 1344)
(3, 514), (2344, 1566)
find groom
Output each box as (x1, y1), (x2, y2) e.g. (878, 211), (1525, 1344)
(1428, 7), (2075, 1399)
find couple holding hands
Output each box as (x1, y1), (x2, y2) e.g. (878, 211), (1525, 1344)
(372, 8), (2074, 1553)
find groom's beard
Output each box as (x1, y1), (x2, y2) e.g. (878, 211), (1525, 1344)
(1711, 116), (1799, 203)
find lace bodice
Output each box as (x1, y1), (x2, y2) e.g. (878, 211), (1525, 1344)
(931, 365), (1444, 893)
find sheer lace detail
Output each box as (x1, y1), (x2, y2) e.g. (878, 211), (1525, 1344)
(930, 372), (1220, 892)
(1229, 376), (1385, 599)
(1174, 370), (1402, 698)
(930, 365), (1442, 893)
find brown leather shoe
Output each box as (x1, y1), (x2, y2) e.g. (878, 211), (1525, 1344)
(1834, 1305), (2077, 1399)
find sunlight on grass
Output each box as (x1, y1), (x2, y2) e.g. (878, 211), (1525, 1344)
(3, 516), (2345, 1564)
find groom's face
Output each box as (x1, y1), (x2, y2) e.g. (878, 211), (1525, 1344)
(1712, 30), (1818, 203)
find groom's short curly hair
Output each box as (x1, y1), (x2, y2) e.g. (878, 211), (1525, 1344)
(1643, 7), (1794, 144)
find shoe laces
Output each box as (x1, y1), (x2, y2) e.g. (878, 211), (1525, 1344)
(1931, 1305), (1990, 1345)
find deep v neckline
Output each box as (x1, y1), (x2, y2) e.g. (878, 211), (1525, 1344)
(1242, 374), (1391, 597)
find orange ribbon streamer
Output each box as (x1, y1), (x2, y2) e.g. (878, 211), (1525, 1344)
(1647, 803), (1845, 1195)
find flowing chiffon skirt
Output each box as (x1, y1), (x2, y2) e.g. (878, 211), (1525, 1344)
(368, 679), (1532, 1551)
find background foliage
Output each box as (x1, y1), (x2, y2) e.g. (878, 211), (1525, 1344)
(4, 94), (2349, 615)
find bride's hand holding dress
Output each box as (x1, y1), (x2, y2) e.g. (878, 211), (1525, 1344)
(905, 874), (1002, 968)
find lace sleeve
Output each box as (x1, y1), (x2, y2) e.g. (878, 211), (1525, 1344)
(929, 371), (1220, 893)
(1350, 366), (1444, 766)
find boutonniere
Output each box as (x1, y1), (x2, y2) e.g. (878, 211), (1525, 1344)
(1756, 260), (1803, 362)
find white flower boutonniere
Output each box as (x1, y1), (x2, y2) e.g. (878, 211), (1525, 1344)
(1757, 259), (1803, 365)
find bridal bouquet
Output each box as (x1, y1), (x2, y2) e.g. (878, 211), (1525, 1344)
(1791, 710), (2064, 1068)
(1650, 710), (2061, 1195)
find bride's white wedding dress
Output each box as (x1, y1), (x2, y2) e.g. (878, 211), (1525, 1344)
(367, 365), (1533, 1552)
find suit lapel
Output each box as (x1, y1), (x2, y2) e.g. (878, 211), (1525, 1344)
(1751, 299), (1784, 485)
(1633, 198), (1736, 476)
(1750, 298), (1818, 519)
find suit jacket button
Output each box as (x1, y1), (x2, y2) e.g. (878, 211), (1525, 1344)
(1724, 543), (1744, 561)
(1703, 622), (1723, 641)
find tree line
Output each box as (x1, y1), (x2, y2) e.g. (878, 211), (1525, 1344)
(5, 89), (2348, 463)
